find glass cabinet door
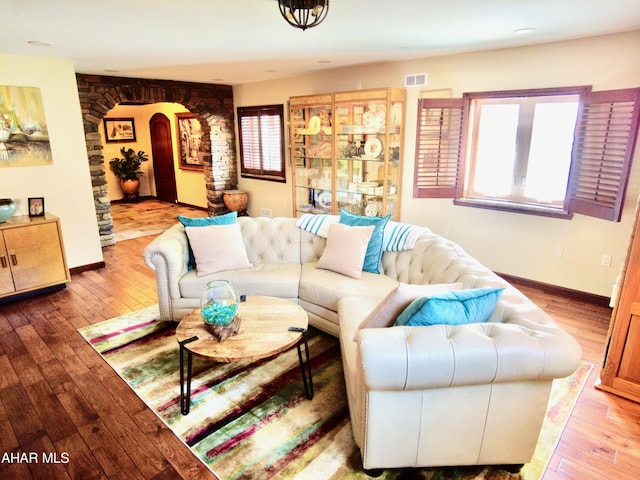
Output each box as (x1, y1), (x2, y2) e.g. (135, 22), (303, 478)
(334, 91), (404, 220)
(290, 96), (333, 216)
(289, 88), (404, 219)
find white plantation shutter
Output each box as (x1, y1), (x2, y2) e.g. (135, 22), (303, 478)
(237, 105), (285, 182)
(569, 88), (640, 221)
(413, 98), (464, 198)
(261, 113), (282, 171)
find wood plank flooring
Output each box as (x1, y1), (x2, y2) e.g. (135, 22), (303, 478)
(1, 199), (639, 479)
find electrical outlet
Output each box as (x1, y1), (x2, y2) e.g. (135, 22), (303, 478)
(443, 226), (450, 237)
(260, 208), (272, 217)
(601, 254), (612, 267)
(553, 246), (564, 259)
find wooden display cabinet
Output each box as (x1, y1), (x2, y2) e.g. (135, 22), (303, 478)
(289, 87), (405, 220)
(0, 213), (70, 301)
(598, 197), (640, 403)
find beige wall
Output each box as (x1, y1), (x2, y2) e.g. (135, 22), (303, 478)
(102, 103), (207, 208)
(233, 31), (640, 297)
(0, 53), (103, 269)
(1, 32), (637, 294)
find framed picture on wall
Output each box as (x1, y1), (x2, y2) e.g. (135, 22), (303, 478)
(176, 112), (205, 170)
(28, 197), (45, 217)
(104, 118), (136, 143)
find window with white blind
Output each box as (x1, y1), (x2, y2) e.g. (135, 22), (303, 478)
(414, 87), (640, 221)
(237, 104), (285, 182)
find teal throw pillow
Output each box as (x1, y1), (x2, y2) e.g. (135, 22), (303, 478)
(339, 209), (390, 274)
(178, 210), (237, 227)
(179, 211), (238, 269)
(394, 287), (504, 327)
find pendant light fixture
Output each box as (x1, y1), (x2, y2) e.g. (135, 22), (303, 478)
(278, 0), (329, 31)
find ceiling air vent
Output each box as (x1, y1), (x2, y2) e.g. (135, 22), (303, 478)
(405, 73), (428, 87)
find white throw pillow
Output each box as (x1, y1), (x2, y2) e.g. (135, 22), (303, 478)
(185, 223), (252, 276)
(316, 223), (374, 279)
(354, 281), (463, 340)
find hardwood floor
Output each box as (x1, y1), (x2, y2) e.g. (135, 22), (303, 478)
(1, 200), (639, 479)
(110, 199), (206, 243)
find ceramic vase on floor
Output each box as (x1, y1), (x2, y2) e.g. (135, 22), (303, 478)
(120, 179), (141, 199)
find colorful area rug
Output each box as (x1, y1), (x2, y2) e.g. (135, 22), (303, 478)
(78, 306), (591, 480)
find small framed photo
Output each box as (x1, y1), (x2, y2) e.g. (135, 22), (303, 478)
(176, 112), (205, 170)
(104, 117), (137, 142)
(28, 197), (45, 217)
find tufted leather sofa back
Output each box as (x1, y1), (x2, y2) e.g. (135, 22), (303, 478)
(236, 218), (505, 290)
(238, 217), (302, 264)
(300, 229), (326, 262)
(382, 233), (496, 286)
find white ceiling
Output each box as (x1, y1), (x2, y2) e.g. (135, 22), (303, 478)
(2, 0), (639, 86)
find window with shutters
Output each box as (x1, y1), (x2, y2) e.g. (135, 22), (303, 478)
(414, 87), (640, 221)
(237, 104), (285, 182)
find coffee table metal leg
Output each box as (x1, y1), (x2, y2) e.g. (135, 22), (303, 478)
(179, 336), (198, 415)
(296, 330), (314, 400)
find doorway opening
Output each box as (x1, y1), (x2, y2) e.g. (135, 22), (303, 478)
(76, 73), (237, 248)
(102, 102), (209, 241)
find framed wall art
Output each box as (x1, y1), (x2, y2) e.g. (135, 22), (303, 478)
(28, 197), (45, 217)
(176, 112), (205, 170)
(104, 118), (136, 143)
(0, 85), (53, 168)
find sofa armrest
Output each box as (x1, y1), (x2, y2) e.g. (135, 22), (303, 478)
(142, 224), (190, 320)
(357, 320), (582, 391)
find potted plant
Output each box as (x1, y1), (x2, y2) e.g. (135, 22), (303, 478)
(109, 147), (149, 199)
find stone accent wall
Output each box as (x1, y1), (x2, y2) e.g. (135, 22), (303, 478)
(76, 74), (237, 247)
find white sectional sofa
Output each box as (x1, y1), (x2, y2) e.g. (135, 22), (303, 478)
(143, 215), (582, 472)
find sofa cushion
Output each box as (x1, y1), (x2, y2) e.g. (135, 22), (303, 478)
(354, 282), (463, 340)
(395, 287), (504, 326)
(179, 211), (238, 269)
(339, 210), (390, 274)
(300, 262), (398, 314)
(316, 223), (374, 279)
(185, 223), (252, 276)
(179, 262), (301, 299)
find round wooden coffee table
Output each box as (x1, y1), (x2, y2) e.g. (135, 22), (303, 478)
(176, 295), (313, 414)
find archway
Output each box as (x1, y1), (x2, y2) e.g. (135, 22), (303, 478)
(76, 74), (237, 247)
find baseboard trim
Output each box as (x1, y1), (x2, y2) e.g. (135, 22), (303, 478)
(496, 272), (611, 308)
(176, 201), (207, 211)
(70, 261), (106, 275)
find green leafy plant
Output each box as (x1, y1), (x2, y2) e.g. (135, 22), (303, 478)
(109, 147), (149, 180)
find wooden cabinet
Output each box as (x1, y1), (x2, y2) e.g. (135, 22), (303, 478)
(0, 214), (70, 301)
(289, 87), (405, 220)
(598, 198), (640, 403)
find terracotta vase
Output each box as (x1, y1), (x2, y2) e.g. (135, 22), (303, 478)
(223, 190), (249, 215)
(120, 178), (140, 199)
